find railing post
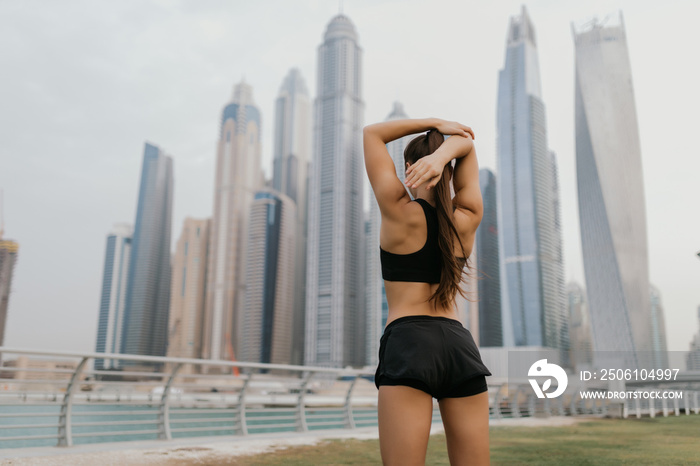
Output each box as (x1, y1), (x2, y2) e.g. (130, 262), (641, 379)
(634, 393), (641, 418)
(493, 388), (502, 420)
(694, 392), (699, 415)
(511, 386), (521, 418)
(58, 357), (88, 447)
(673, 395), (680, 416)
(684, 391), (690, 415)
(238, 372), (252, 436)
(662, 395), (668, 417)
(158, 363), (183, 440)
(296, 371), (314, 432)
(344, 375), (358, 429)
(569, 393), (577, 416)
(527, 392), (535, 417)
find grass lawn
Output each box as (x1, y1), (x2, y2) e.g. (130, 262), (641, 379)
(222, 415), (700, 465)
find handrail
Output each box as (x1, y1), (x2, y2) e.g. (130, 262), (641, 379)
(0, 347), (371, 375)
(1, 347), (698, 451)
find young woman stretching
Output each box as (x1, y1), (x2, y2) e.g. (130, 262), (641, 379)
(363, 118), (491, 466)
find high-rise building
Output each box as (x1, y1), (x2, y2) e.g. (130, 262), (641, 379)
(573, 12), (653, 367)
(240, 190), (296, 365)
(476, 169), (503, 347)
(305, 14), (365, 368)
(0, 223), (18, 348)
(272, 68), (312, 366)
(121, 143), (174, 359)
(203, 80), (264, 365)
(496, 6), (567, 349)
(687, 306), (700, 371)
(166, 218), (210, 369)
(567, 282), (593, 369)
(649, 284), (669, 370)
(94, 223), (132, 370)
(365, 102), (411, 366)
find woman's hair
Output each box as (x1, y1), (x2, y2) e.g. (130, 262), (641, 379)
(404, 130), (470, 311)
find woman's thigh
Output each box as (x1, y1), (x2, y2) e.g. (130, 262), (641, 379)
(438, 390), (490, 466)
(377, 385), (434, 466)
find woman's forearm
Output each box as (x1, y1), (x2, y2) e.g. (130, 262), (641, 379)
(363, 118), (438, 144)
(433, 134), (474, 166)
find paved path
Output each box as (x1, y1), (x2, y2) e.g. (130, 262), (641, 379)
(0, 416), (603, 465)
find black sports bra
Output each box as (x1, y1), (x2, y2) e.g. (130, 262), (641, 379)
(379, 198), (466, 283)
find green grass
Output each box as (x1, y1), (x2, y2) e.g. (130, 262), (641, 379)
(212, 416), (700, 465)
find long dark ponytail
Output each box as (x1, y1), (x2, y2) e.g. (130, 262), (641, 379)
(404, 130), (469, 311)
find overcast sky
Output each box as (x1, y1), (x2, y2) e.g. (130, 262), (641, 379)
(1, 0), (698, 356)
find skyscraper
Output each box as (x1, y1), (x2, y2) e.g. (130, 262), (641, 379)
(573, 12), (653, 367)
(272, 68), (312, 366)
(687, 306), (700, 371)
(94, 223), (132, 370)
(305, 14), (365, 368)
(476, 169), (503, 347)
(366, 102), (410, 366)
(496, 6), (567, 349)
(0, 227), (18, 348)
(649, 284), (669, 370)
(567, 282), (593, 369)
(240, 190), (296, 365)
(121, 143), (174, 359)
(203, 80), (264, 365)
(166, 218), (210, 369)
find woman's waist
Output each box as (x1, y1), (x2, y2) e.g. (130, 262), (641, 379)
(385, 307), (462, 329)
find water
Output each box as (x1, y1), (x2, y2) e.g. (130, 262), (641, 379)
(0, 403), (392, 449)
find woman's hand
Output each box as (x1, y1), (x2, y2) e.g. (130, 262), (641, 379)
(404, 153), (447, 190)
(434, 119), (475, 139)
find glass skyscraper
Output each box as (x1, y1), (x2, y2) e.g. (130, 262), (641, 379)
(567, 282), (593, 370)
(241, 190), (296, 365)
(687, 306), (700, 371)
(649, 284), (669, 370)
(272, 68), (311, 366)
(166, 218), (210, 371)
(476, 169), (503, 347)
(203, 81), (263, 365)
(305, 14), (365, 368)
(573, 12), (653, 367)
(0, 231), (19, 349)
(496, 6), (566, 349)
(121, 143), (174, 359)
(95, 223), (132, 370)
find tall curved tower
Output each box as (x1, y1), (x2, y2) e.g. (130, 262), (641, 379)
(573, 12), (653, 367)
(305, 14), (365, 367)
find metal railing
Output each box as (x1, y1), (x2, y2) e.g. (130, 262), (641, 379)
(1, 347), (697, 450)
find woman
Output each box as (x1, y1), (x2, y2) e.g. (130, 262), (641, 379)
(363, 117), (492, 466)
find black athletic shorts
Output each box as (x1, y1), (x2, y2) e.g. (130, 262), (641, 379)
(375, 315), (492, 401)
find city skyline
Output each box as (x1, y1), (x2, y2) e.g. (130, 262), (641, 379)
(1, 1), (698, 355)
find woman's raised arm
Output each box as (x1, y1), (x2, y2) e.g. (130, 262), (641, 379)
(363, 118), (474, 220)
(363, 118), (438, 219)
